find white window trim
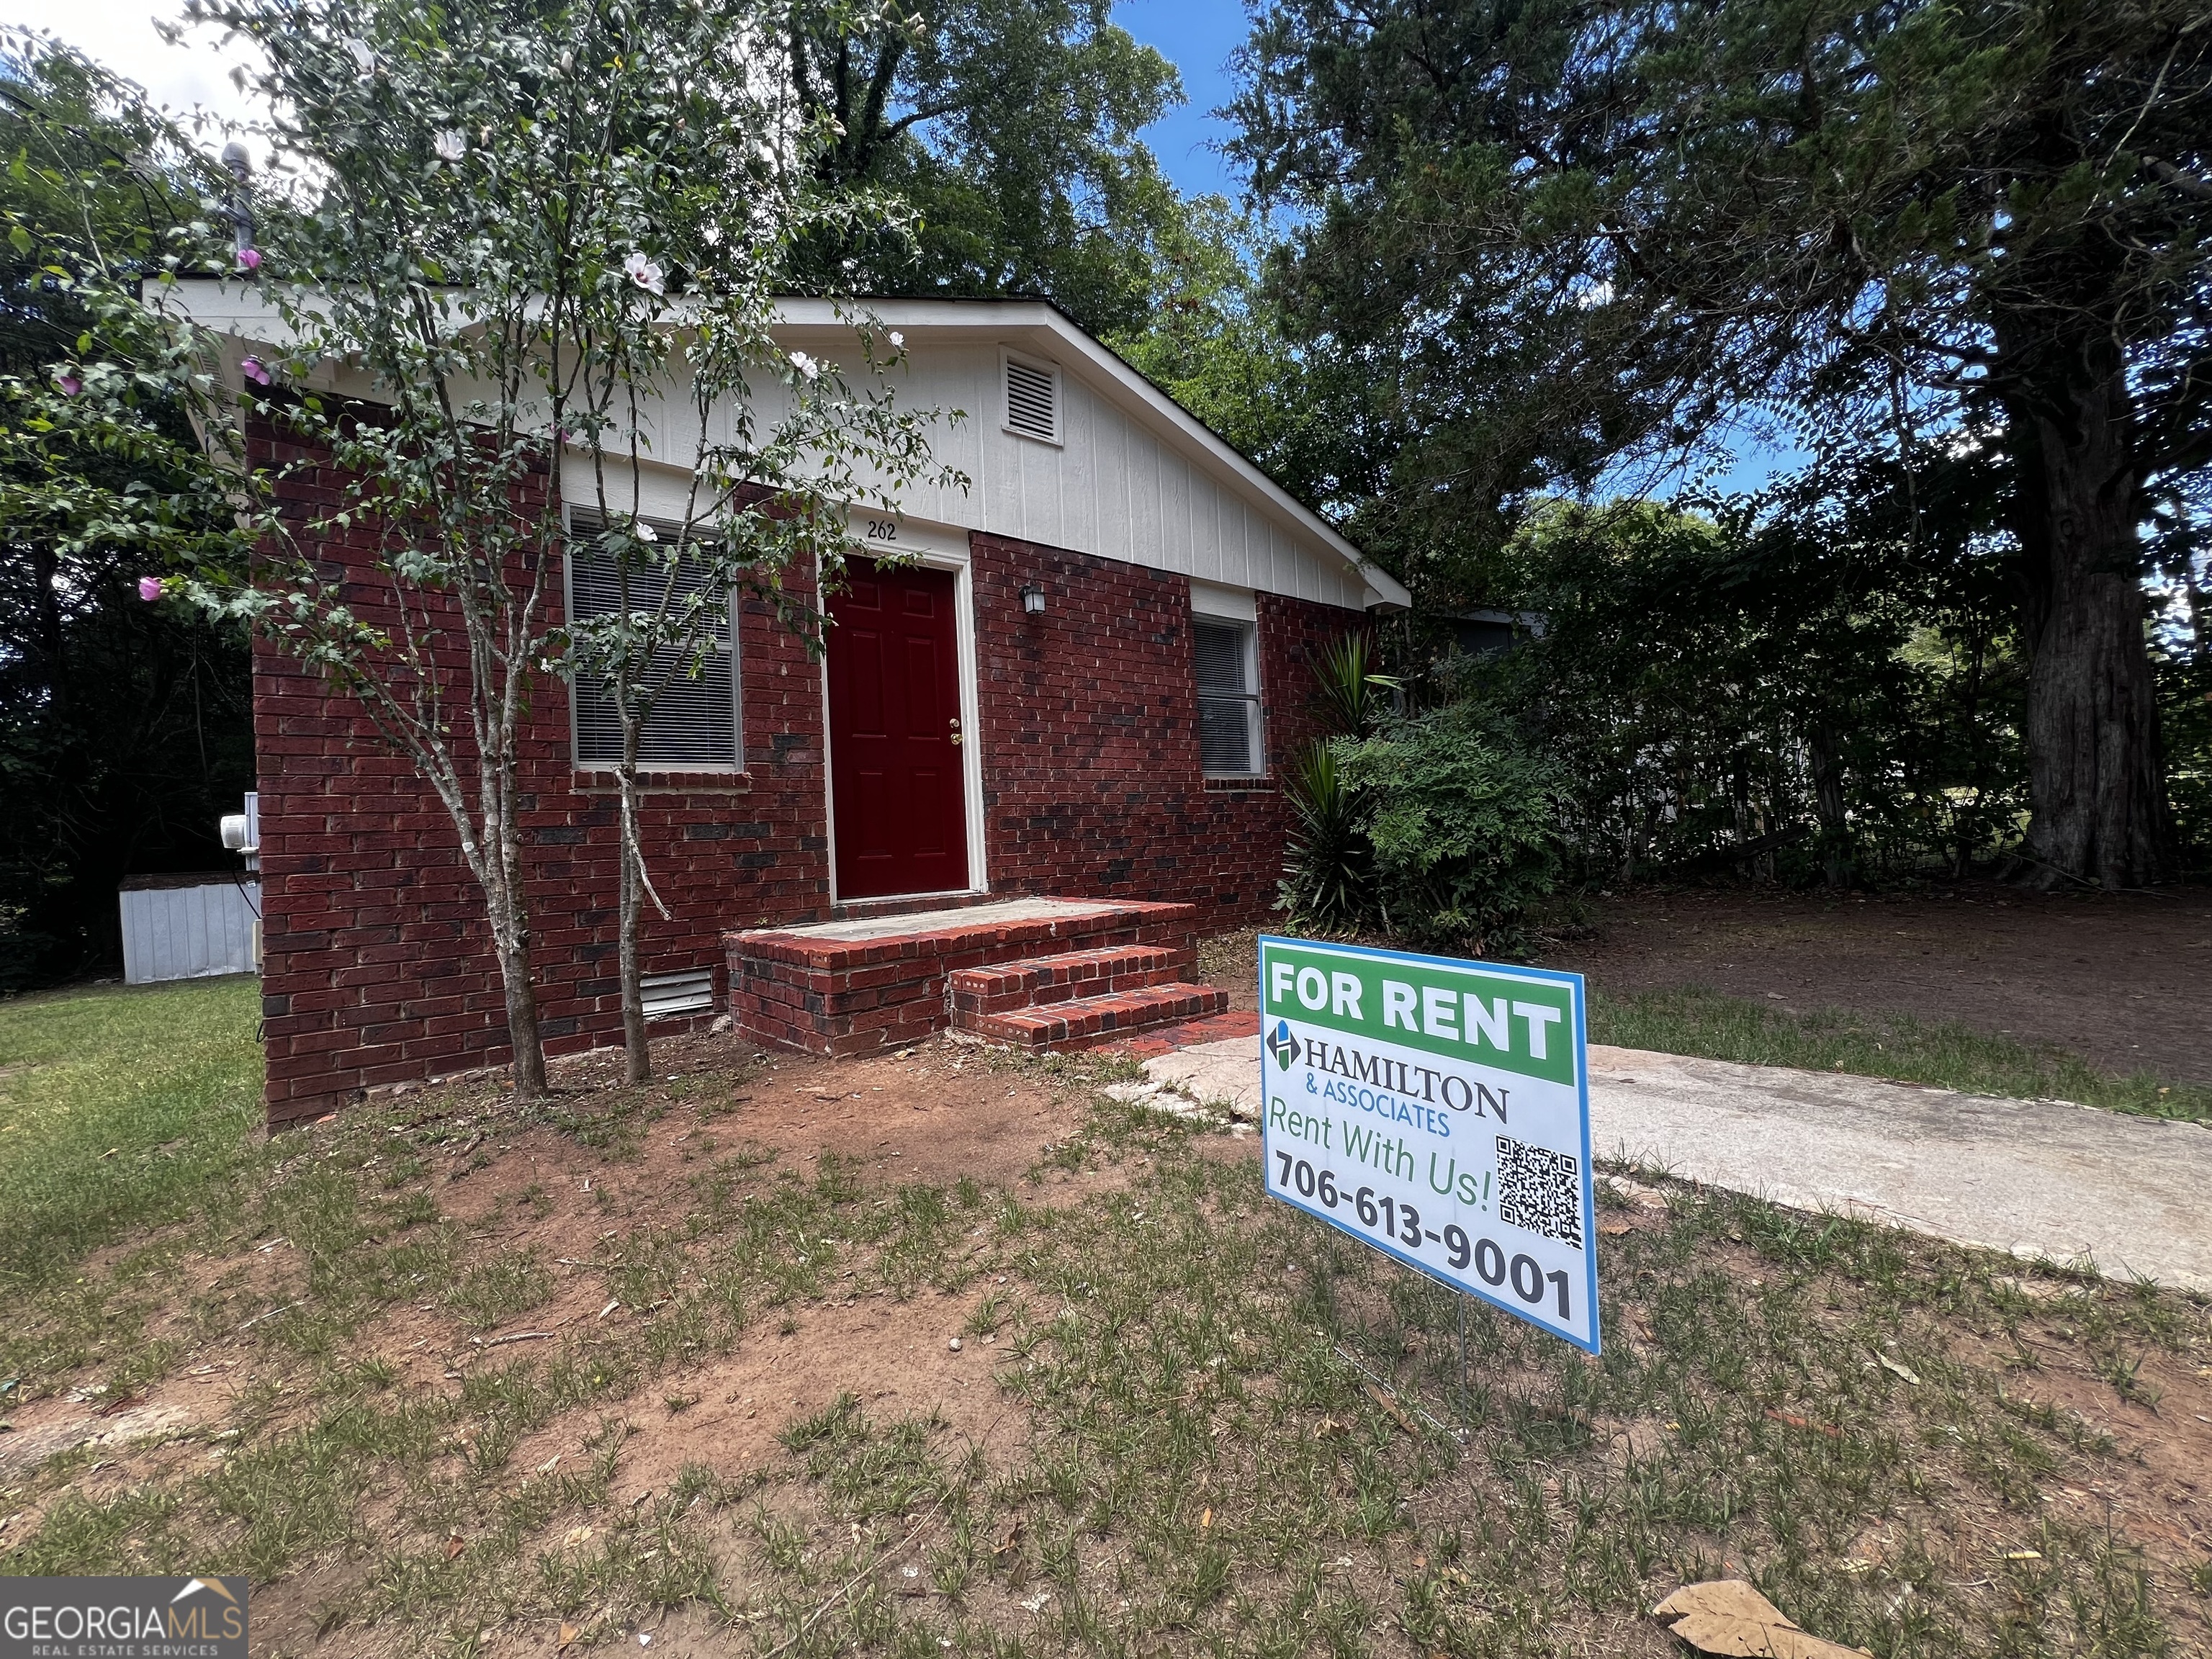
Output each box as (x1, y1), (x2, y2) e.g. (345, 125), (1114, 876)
(999, 346), (1064, 446)
(1192, 609), (1264, 779)
(562, 505), (745, 774)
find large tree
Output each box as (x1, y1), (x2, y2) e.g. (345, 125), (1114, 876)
(1231, 0), (2212, 888)
(786, 0), (1187, 336)
(0, 34), (256, 985)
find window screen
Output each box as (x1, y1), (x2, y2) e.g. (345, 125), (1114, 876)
(1193, 619), (1260, 776)
(567, 521), (739, 769)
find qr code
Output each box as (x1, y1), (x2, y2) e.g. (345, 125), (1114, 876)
(1496, 1136), (1583, 1249)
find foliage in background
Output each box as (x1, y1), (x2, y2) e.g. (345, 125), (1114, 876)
(0, 35), (257, 986)
(1460, 472), (2032, 889)
(1105, 199), (1392, 518)
(1230, 0), (2212, 888)
(786, 0), (1192, 338)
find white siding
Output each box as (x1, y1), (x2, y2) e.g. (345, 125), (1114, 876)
(120, 881), (261, 984)
(746, 338), (1382, 611)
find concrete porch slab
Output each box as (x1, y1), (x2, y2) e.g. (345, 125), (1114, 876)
(771, 896), (1113, 944)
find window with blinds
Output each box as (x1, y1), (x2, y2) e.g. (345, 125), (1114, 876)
(567, 520), (740, 770)
(1193, 618), (1261, 777)
(1003, 351), (1061, 444)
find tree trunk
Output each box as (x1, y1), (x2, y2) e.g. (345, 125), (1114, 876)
(493, 921), (549, 1098)
(2002, 336), (2176, 889)
(1807, 724), (1851, 889)
(616, 752), (652, 1086)
(484, 775), (550, 1102)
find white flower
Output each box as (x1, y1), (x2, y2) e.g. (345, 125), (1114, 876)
(755, 142), (777, 168)
(788, 349), (818, 381)
(889, 331), (904, 349)
(433, 129), (467, 162)
(701, 224), (722, 246)
(632, 519), (658, 543)
(623, 251), (665, 295)
(343, 38), (374, 74)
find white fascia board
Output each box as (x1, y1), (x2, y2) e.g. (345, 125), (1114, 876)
(770, 299), (1411, 611)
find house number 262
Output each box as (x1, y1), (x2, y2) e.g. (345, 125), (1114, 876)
(865, 519), (898, 541)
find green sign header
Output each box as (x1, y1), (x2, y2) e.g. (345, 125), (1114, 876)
(1259, 938), (1577, 1087)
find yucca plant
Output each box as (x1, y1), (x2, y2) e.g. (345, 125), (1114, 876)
(1308, 631), (1399, 739)
(1280, 739), (1369, 930)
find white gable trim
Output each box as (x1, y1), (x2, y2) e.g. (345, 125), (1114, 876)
(156, 282), (1411, 612)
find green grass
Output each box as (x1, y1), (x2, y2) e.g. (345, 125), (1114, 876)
(4, 999), (2206, 1655)
(0, 975), (266, 1288)
(1588, 985), (2212, 1121)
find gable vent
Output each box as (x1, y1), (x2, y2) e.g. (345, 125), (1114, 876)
(1003, 354), (1060, 444)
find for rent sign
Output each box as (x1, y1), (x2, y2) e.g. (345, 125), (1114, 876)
(1258, 935), (1599, 1353)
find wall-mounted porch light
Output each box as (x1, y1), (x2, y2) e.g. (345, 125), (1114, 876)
(1020, 583), (1047, 616)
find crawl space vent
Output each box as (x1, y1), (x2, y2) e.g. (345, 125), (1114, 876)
(640, 968), (715, 1020)
(1004, 356), (1058, 442)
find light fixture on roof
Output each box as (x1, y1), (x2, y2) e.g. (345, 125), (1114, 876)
(1019, 583), (1046, 616)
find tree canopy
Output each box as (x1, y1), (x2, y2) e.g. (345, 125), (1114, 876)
(1230, 0), (2212, 886)
(787, 0), (1190, 336)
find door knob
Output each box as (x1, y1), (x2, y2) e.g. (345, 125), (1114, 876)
(948, 716), (963, 747)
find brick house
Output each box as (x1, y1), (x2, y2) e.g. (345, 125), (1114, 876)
(193, 294), (1408, 1121)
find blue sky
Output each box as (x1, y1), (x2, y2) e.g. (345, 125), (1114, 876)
(1115, 0), (1249, 203)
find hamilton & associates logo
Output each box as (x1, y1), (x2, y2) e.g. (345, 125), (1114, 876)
(1267, 1019), (1301, 1072)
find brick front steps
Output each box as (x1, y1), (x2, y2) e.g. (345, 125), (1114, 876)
(948, 943), (1190, 1016)
(956, 979), (1229, 1051)
(726, 896), (1209, 1056)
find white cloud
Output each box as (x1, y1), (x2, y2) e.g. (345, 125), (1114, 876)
(14, 0), (263, 144)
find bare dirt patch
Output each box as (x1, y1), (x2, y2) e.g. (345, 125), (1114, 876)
(507, 1287), (1025, 1509)
(1540, 881), (2212, 1083)
(1202, 886), (2212, 1083)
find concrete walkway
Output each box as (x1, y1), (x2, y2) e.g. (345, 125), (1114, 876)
(1138, 1038), (2212, 1292)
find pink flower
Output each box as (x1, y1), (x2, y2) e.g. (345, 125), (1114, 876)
(241, 356), (271, 387)
(236, 247), (262, 271)
(56, 374), (81, 396)
(138, 576), (166, 602)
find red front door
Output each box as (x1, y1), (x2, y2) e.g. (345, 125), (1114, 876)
(827, 558), (971, 899)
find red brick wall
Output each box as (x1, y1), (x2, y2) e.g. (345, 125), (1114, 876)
(968, 533), (1357, 914)
(250, 422), (1364, 1120)
(249, 412), (837, 1123)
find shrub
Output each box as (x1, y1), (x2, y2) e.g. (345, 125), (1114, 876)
(1338, 703), (1563, 951)
(1306, 631), (1397, 739)
(1278, 700), (1563, 953)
